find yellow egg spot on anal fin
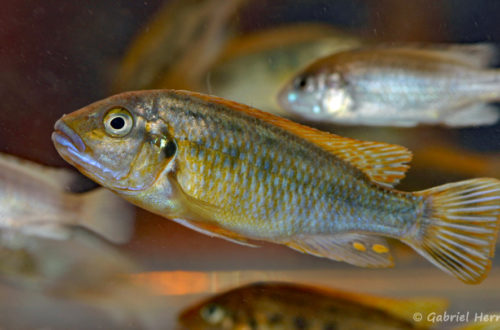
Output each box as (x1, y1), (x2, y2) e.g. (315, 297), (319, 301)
(372, 244), (389, 254)
(285, 233), (393, 268)
(352, 242), (366, 251)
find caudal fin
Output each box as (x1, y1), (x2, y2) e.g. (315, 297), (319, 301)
(407, 178), (500, 284)
(79, 188), (135, 244)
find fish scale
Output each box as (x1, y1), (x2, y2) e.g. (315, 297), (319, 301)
(164, 96), (416, 239)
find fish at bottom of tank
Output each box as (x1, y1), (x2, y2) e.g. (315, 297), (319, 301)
(178, 281), (449, 329)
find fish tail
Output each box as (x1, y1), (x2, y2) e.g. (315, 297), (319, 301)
(406, 178), (500, 284)
(79, 188), (135, 244)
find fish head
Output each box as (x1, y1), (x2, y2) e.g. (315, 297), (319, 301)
(278, 67), (353, 121)
(178, 283), (270, 329)
(178, 283), (288, 329)
(52, 91), (175, 194)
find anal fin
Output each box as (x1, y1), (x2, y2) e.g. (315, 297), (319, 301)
(172, 218), (258, 247)
(285, 233), (394, 268)
(443, 103), (499, 127)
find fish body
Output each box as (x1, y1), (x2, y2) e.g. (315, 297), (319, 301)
(0, 227), (168, 328)
(52, 90), (500, 283)
(0, 153), (134, 243)
(178, 282), (447, 329)
(207, 23), (363, 114)
(278, 45), (500, 127)
(0, 227), (136, 290)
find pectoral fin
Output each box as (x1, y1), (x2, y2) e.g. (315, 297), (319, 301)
(285, 233), (393, 268)
(163, 171), (257, 246)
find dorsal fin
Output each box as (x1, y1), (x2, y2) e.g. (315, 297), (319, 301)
(180, 90), (412, 187)
(330, 290), (449, 328)
(382, 43), (498, 68)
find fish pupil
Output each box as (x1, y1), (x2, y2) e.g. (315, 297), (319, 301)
(295, 76), (308, 89)
(164, 140), (177, 158)
(110, 116), (125, 130)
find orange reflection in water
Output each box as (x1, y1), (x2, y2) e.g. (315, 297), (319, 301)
(132, 271), (212, 295)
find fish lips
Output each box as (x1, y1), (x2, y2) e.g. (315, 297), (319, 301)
(52, 119), (109, 185)
(52, 119), (86, 153)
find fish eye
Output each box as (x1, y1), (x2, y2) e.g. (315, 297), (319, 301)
(294, 75), (309, 90)
(200, 304), (225, 324)
(103, 108), (134, 137)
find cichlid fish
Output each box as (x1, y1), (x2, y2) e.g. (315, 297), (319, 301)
(206, 23), (363, 115)
(0, 152), (134, 243)
(52, 90), (500, 284)
(0, 227), (168, 328)
(113, 0), (246, 92)
(278, 44), (500, 127)
(178, 282), (447, 329)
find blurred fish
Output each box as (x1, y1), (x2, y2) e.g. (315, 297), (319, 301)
(412, 144), (500, 180)
(205, 23), (363, 115)
(113, 0), (246, 92)
(178, 282), (448, 329)
(0, 227), (167, 328)
(278, 44), (500, 127)
(0, 152), (134, 243)
(457, 313), (500, 330)
(52, 90), (500, 283)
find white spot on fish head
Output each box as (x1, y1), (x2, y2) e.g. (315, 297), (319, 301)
(323, 87), (353, 119)
(288, 92), (298, 103)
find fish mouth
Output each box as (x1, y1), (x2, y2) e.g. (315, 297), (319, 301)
(276, 86), (293, 109)
(51, 119), (106, 183)
(51, 119), (145, 194)
(52, 119), (86, 152)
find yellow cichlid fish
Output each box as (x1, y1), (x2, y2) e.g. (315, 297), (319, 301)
(178, 282), (448, 329)
(113, 0), (246, 92)
(52, 90), (500, 284)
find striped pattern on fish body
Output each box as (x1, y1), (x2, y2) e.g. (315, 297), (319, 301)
(161, 92), (420, 240)
(52, 90), (500, 283)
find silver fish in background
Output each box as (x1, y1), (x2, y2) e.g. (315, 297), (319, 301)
(206, 23), (363, 115)
(0, 227), (168, 328)
(0, 152), (134, 243)
(178, 282), (448, 329)
(278, 44), (500, 127)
